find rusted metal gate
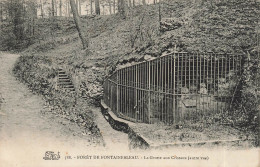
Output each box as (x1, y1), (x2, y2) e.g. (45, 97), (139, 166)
(103, 52), (243, 125)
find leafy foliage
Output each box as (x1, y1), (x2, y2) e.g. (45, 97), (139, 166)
(228, 54), (259, 133)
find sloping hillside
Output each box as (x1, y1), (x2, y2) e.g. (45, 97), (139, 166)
(11, 0), (260, 145)
(38, 0), (259, 99)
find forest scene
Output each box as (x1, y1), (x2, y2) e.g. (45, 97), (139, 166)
(0, 0), (259, 166)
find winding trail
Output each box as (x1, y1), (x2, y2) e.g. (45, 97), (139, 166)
(0, 53), (111, 166)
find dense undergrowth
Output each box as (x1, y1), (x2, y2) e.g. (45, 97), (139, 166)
(13, 54), (104, 145)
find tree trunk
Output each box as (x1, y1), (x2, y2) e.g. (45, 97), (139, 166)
(118, 0), (125, 18)
(113, 0), (116, 13)
(40, 0), (44, 18)
(117, 0), (120, 14)
(52, 0), (55, 16)
(60, 0), (62, 16)
(76, 0), (79, 12)
(95, 0), (100, 15)
(12, 0), (24, 40)
(142, 0), (146, 5)
(68, 0), (71, 17)
(108, 0), (112, 14)
(128, 0), (132, 7)
(78, 0), (81, 16)
(32, 17), (35, 35)
(8, 0), (13, 21)
(22, 0), (25, 35)
(0, 3), (3, 22)
(32, 1), (37, 35)
(70, 0), (88, 49)
(158, 0), (161, 31)
(33, 2), (37, 18)
(133, 0), (135, 7)
(54, 0), (58, 16)
(65, 0), (68, 16)
(90, 0), (93, 15)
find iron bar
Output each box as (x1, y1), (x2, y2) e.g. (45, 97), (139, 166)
(103, 53), (243, 125)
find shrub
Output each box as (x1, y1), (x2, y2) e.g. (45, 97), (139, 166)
(228, 54), (259, 132)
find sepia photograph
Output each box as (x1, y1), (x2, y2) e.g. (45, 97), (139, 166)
(0, 0), (259, 166)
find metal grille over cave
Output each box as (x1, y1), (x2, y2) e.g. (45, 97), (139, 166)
(103, 52), (243, 124)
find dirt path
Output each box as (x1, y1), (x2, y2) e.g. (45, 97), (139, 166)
(0, 53), (109, 166)
(0, 53), (130, 165)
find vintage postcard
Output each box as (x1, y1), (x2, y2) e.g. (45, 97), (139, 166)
(0, 0), (259, 166)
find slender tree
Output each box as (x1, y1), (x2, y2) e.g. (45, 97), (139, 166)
(78, 0), (81, 15)
(7, 0), (13, 20)
(55, 0), (58, 16)
(40, 0), (44, 18)
(28, 1), (37, 35)
(60, 0), (62, 16)
(118, 0), (125, 18)
(51, 0), (55, 16)
(70, 0), (88, 49)
(102, 4), (105, 15)
(76, 0), (78, 12)
(95, 0), (100, 15)
(128, 0), (132, 7)
(67, 0), (71, 17)
(90, 0), (93, 15)
(113, 0), (115, 13)
(158, 0), (161, 31)
(11, 0), (24, 40)
(108, 0), (112, 14)
(65, 0), (67, 16)
(0, 2), (3, 22)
